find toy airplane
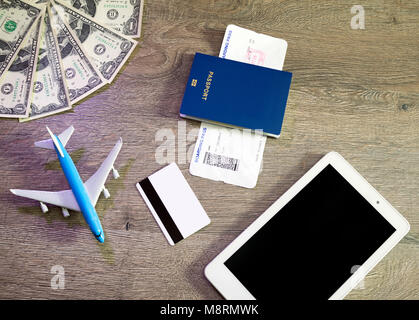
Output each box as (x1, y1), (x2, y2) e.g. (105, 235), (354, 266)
(10, 126), (123, 243)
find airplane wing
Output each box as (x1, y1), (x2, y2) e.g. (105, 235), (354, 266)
(10, 188), (80, 211)
(84, 138), (123, 207)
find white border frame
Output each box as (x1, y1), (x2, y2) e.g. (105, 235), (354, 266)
(205, 151), (410, 300)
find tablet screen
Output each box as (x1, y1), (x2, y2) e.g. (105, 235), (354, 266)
(224, 164), (396, 299)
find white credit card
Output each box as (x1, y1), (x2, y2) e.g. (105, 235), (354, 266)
(136, 163), (210, 246)
(189, 25), (287, 188)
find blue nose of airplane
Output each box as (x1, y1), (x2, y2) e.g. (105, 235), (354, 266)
(95, 231), (105, 243)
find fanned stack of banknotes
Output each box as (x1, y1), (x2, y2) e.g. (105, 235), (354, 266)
(0, 0), (142, 121)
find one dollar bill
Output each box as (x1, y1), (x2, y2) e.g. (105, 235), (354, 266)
(52, 0), (137, 83)
(59, 0), (144, 38)
(0, 14), (41, 118)
(49, 3), (106, 104)
(0, 0), (41, 82)
(21, 9), (71, 122)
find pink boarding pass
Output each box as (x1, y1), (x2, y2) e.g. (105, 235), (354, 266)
(219, 24), (287, 70)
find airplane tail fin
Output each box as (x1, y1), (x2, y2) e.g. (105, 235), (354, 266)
(34, 126), (74, 150)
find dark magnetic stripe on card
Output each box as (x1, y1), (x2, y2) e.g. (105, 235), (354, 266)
(139, 177), (184, 244)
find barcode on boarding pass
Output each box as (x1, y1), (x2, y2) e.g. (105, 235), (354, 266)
(203, 152), (240, 171)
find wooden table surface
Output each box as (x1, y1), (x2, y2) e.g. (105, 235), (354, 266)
(0, 0), (418, 300)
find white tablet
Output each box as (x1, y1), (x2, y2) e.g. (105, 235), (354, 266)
(205, 152), (410, 300)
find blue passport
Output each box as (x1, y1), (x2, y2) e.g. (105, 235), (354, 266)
(179, 53), (292, 138)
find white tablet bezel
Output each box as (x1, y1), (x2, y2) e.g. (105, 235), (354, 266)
(205, 151), (410, 300)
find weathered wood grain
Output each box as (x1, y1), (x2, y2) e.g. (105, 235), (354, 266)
(0, 0), (418, 299)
